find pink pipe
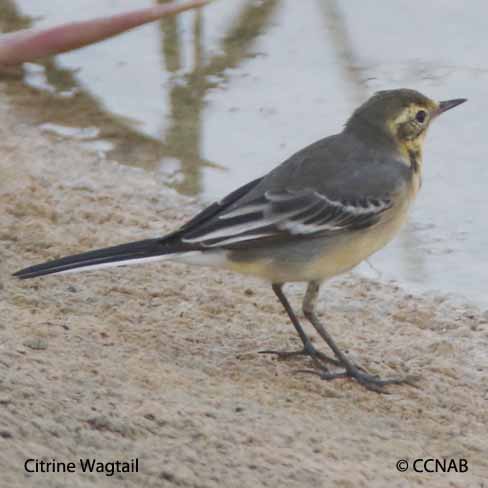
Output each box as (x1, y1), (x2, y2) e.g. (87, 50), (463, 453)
(0, 0), (208, 66)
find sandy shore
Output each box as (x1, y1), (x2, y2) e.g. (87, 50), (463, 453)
(1, 82), (487, 487)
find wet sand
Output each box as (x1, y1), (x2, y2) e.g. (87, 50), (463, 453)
(1, 84), (487, 487)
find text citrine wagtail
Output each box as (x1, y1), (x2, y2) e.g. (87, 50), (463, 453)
(14, 89), (466, 392)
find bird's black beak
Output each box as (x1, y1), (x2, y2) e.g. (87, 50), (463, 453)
(436, 98), (467, 116)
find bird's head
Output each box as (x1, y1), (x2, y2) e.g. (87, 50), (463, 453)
(345, 89), (466, 163)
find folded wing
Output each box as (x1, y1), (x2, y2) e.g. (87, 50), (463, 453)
(181, 189), (393, 248)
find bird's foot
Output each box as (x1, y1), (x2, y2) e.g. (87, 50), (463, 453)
(260, 341), (341, 368)
(296, 366), (419, 394)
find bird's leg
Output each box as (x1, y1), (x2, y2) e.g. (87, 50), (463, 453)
(259, 283), (341, 368)
(299, 281), (417, 393)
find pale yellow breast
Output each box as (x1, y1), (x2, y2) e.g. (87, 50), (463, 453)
(224, 199), (412, 284)
(302, 201), (411, 282)
(224, 173), (420, 284)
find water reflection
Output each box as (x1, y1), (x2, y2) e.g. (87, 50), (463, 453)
(319, 0), (366, 105)
(1, 0), (280, 197)
(0, 0), (29, 32)
(157, 0), (280, 194)
(1, 0), (487, 305)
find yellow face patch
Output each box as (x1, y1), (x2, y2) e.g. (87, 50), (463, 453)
(388, 101), (436, 140)
(386, 100), (438, 166)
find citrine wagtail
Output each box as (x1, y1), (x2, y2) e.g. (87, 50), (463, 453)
(14, 89), (466, 392)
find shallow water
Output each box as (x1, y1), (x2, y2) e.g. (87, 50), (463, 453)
(2, 0), (488, 307)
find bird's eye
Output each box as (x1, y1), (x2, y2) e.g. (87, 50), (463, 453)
(415, 110), (427, 123)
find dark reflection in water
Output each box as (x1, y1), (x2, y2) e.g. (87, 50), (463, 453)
(0, 0), (164, 175)
(319, 0), (366, 105)
(0, 0), (29, 32)
(157, 0), (279, 194)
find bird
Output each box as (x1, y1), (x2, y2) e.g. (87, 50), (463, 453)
(14, 89), (466, 392)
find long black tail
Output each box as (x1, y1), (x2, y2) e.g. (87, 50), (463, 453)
(13, 237), (184, 279)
